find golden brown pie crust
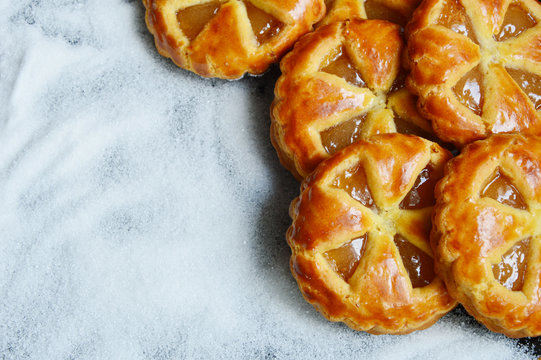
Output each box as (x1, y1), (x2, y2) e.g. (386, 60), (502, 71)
(143, 0), (325, 79)
(406, 0), (541, 147)
(433, 134), (541, 338)
(288, 133), (456, 334)
(271, 19), (439, 180)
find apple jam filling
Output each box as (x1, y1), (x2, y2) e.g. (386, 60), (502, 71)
(453, 65), (484, 115)
(244, 2), (284, 45)
(332, 164), (377, 210)
(437, 0), (478, 43)
(506, 67), (541, 110)
(481, 169), (527, 209)
(364, 0), (408, 26)
(177, 1), (222, 41)
(389, 72), (407, 93)
(320, 115), (367, 155)
(394, 116), (437, 141)
(494, 3), (537, 41)
(394, 234), (435, 288)
(399, 164), (439, 210)
(321, 47), (367, 88)
(492, 238), (530, 291)
(323, 234), (368, 281)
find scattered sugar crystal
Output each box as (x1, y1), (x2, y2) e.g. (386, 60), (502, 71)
(0, 0), (537, 358)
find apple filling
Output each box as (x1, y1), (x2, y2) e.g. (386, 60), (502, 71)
(492, 238), (530, 291)
(453, 65), (484, 115)
(320, 115), (367, 155)
(177, 1), (223, 41)
(506, 67), (541, 110)
(364, 0), (408, 26)
(437, 0), (478, 43)
(333, 164), (377, 210)
(481, 169), (527, 210)
(399, 164), (439, 210)
(494, 3), (537, 41)
(323, 235), (368, 281)
(394, 234), (435, 288)
(321, 47), (367, 88)
(244, 2), (284, 45)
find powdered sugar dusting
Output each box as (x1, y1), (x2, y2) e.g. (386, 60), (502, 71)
(0, 0), (536, 358)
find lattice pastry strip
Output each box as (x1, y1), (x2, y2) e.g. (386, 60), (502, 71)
(287, 134), (455, 334)
(144, 0), (325, 78)
(406, 0), (541, 146)
(272, 19), (441, 180)
(433, 134), (541, 337)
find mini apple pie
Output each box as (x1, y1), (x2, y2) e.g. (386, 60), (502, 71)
(320, 0), (421, 27)
(433, 134), (541, 338)
(143, 0), (325, 79)
(287, 134), (456, 334)
(271, 19), (441, 180)
(406, 0), (541, 146)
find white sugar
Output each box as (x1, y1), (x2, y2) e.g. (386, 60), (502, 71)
(0, 0), (535, 358)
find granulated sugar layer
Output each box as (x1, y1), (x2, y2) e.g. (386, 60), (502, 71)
(0, 0), (538, 358)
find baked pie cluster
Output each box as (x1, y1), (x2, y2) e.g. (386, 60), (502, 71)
(267, 0), (540, 336)
(142, 0), (541, 338)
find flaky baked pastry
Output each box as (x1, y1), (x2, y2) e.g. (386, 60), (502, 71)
(287, 134), (456, 334)
(143, 0), (325, 79)
(320, 0), (421, 27)
(406, 0), (541, 147)
(271, 19), (440, 180)
(433, 134), (541, 338)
